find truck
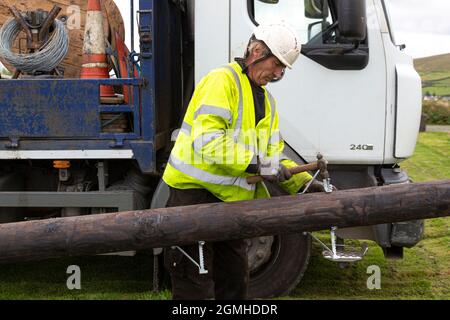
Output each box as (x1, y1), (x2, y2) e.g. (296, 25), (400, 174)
(0, 0), (423, 298)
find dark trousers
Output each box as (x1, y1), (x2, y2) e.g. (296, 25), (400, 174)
(164, 187), (249, 300)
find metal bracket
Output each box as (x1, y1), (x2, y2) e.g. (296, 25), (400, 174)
(171, 241), (208, 275)
(137, 9), (153, 59)
(96, 161), (109, 192)
(109, 136), (125, 148)
(5, 137), (19, 149)
(323, 177), (333, 193)
(307, 227), (369, 263)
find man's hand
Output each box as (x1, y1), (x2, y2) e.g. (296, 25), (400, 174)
(306, 180), (326, 193)
(246, 158), (293, 184)
(277, 164), (292, 182)
(260, 163), (292, 183)
(304, 180), (338, 193)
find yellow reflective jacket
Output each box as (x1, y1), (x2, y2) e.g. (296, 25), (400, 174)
(163, 62), (312, 202)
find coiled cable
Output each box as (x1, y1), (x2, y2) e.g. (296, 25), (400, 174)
(0, 18), (69, 74)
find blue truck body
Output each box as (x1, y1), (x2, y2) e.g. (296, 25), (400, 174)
(0, 0), (157, 174)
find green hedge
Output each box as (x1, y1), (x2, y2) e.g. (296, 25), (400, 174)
(422, 100), (450, 125)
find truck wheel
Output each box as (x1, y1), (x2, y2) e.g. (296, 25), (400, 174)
(247, 233), (311, 299)
(106, 165), (153, 210)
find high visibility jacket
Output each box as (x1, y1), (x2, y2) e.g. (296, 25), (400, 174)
(163, 62), (312, 202)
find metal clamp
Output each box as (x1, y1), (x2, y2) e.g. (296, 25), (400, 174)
(323, 177), (333, 193)
(171, 241), (208, 275)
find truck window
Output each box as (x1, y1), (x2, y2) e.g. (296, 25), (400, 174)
(249, 0), (369, 70)
(252, 0), (333, 45)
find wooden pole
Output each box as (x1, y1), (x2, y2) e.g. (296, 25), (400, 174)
(0, 180), (449, 264)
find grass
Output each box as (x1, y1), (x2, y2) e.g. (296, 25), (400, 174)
(0, 254), (171, 300)
(414, 54), (450, 74)
(423, 86), (450, 97)
(421, 71), (450, 96)
(0, 132), (448, 300)
(421, 72), (450, 81)
(414, 53), (450, 96)
(401, 132), (450, 181)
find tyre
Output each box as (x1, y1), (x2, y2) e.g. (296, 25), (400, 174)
(248, 232), (311, 299)
(96, 167), (152, 256)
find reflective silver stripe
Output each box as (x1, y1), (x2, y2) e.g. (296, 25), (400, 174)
(267, 91), (276, 134)
(194, 105), (232, 124)
(169, 155), (255, 191)
(193, 129), (256, 155)
(193, 131), (224, 151)
(224, 66), (244, 140)
(180, 122), (192, 136)
(268, 131), (282, 145)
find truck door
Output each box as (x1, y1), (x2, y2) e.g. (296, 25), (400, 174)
(229, 0), (387, 165)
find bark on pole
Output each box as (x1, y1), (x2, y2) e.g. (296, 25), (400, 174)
(0, 180), (449, 264)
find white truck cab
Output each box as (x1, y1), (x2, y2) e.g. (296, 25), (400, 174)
(196, 0), (421, 165)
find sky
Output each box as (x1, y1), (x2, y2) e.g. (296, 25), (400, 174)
(383, 0), (450, 58)
(117, 0), (450, 59)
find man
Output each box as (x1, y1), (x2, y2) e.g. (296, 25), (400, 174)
(162, 22), (323, 300)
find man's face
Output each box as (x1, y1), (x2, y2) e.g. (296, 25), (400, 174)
(247, 45), (286, 86)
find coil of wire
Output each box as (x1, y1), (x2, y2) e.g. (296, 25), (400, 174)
(0, 18), (69, 74)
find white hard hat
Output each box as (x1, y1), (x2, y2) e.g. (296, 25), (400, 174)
(253, 22), (301, 69)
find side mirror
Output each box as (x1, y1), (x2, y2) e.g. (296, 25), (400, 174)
(305, 0), (329, 19)
(337, 0), (367, 41)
